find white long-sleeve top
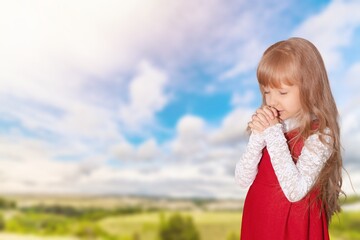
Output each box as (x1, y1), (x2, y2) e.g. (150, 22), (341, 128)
(235, 119), (333, 202)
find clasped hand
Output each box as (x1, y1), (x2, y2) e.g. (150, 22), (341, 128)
(248, 105), (280, 133)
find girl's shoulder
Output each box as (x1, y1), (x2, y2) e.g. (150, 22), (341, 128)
(285, 120), (332, 158)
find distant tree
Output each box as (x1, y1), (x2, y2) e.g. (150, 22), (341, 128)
(159, 213), (200, 240)
(0, 213), (5, 231)
(0, 197), (16, 209)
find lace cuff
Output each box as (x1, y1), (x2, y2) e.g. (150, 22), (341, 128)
(263, 124), (333, 202)
(235, 132), (265, 188)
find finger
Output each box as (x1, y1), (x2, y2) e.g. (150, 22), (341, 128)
(261, 106), (276, 119)
(249, 123), (260, 134)
(266, 106), (278, 118)
(248, 122), (259, 133)
(255, 110), (270, 126)
(265, 107), (281, 126)
(248, 122), (258, 132)
(251, 118), (267, 131)
(251, 121), (265, 132)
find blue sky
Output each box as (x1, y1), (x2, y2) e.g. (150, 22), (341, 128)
(1, 0), (360, 199)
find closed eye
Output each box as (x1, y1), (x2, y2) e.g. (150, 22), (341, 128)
(279, 92), (288, 95)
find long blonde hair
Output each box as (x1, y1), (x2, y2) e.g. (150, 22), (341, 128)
(257, 37), (343, 222)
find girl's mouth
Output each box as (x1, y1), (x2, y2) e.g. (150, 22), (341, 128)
(273, 109), (281, 116)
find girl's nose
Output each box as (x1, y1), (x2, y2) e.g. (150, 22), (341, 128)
(267, 95), (278, 108)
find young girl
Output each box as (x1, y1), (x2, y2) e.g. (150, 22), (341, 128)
(235, 37), (343, 240)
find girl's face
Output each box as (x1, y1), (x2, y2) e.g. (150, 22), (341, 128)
(262, 83), (302, 121)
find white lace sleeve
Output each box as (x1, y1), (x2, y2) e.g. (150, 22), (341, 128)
(235, 133), (265, 188)
(263, 124), (333, 202)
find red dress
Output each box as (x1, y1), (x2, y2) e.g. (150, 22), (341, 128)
(240, 129), (329, 240)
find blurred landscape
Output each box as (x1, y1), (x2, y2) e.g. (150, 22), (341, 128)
(0, 194), (359, 240)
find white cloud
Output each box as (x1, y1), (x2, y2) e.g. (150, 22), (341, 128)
(220, 40), (264, 80)
(111, 141), (136, 161)
(53, 159), (242, 198)
(209, 108), (253, 145)
(0, 1), (161, 81)
(231, 90), (256, 107)
(0, 94), (120, 144)
(171, 115), (207, 158)
(137, 139), (160, 160)
(345, 62), (360, 86)
(176, 115), (206, 139)
(341, 106), (360, 160)
(111, 138), (161, 161)
(59, 104), (119, 141)
(119, 61), (169, 131)
(0, 0), (247, 84)
(0, 136), (78, 193)
(0, 107), (251, 197)
(342, 167), (360, 196)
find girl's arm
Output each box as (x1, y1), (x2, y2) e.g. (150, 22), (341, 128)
(235, 132), (265, 188)
(263, 123), (333, 202)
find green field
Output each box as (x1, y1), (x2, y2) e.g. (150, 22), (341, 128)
(100, 211), (241, 240)
(100, 210), (360, 240)
(0, 195), (359, 240)
(0, 233), (78, 240)
(1, 210), (359, 240)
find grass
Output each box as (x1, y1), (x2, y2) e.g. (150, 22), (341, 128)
(1, 195), (359, 240)
(99, 211), (241, 240)
(1, 210), (359, 240)
(100, 212), (159, 240)
(329, 211), (360, 240)
(99, 210), (360, 240)
(0, 233), (78, 240)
